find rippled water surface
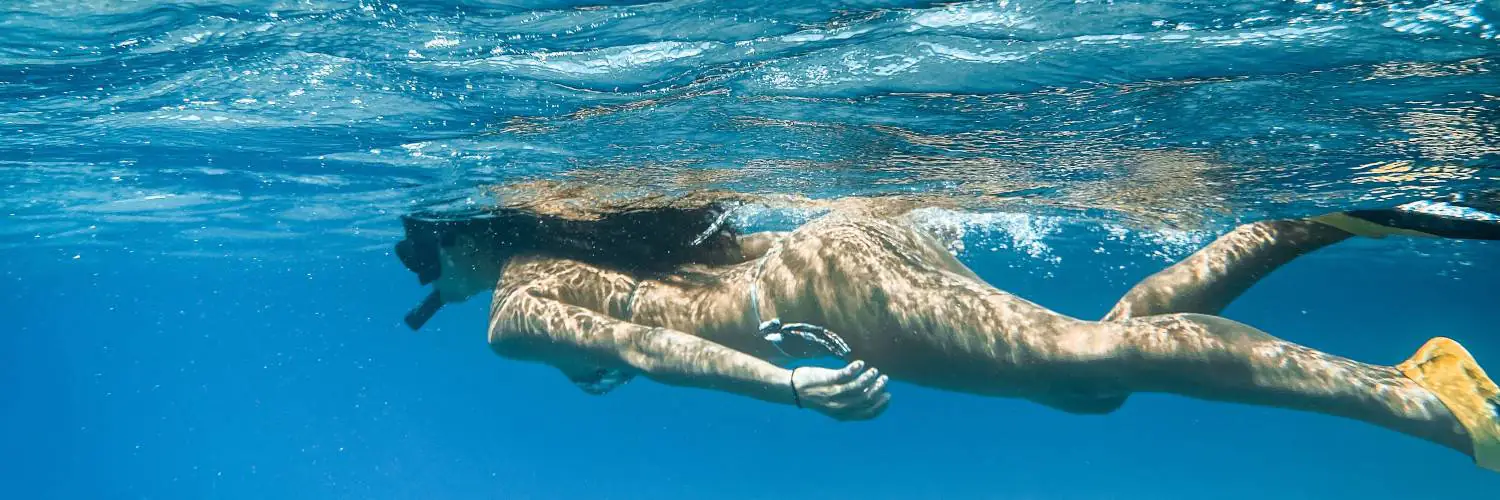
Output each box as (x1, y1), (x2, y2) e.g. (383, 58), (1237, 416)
(6, 1), (1500, 498)
(5, 0), (1500, 256)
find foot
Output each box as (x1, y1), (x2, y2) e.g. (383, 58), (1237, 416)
(1311, 192), (1500, 240)
(1398, 337), (1500, 472)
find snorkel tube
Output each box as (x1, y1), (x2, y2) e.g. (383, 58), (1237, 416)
(404, 290), (444, 331)
(394, 209), (506, 331)
(394, 214), (449, 331)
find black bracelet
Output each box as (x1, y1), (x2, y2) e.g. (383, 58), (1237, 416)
(789, 367), (803, 409)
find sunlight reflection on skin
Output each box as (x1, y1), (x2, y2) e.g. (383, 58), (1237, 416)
(456, 186), (1478, 456)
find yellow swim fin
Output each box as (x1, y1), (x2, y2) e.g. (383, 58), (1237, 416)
(1397, 337), (1500, 472)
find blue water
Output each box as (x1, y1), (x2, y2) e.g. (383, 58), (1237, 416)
(4, 0), (1500, 498)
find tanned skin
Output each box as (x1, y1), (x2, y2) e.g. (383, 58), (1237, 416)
(430, 207), (1473, 457)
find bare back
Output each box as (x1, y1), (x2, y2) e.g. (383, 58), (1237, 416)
(490, 209), (1104, 399)
(480, 203), (1487, 458)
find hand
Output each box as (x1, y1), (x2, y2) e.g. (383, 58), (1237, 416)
(791, 360), (891, 421)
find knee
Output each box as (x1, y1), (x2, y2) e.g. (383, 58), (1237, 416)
(1104, 287), (1170, 322)
(1137, 313), (1272, 345)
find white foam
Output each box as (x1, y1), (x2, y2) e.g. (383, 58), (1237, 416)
(919, 42), (1027, 63)
(909, 208), (1061, 260)
(423, 36), (460, 49)
(779, 27), (867, 44)
(910, 2), (1025, 29)
(481, 41), (717, 75)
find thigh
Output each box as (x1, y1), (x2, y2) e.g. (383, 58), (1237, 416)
(755, 212), (1078, 393)
(777, 212), (978, 280)
(753, 213), (982, 349)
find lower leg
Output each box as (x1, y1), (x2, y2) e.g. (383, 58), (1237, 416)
(1104, 220), (1351, 321)
(1109, 313), (1472, 455)
(1108, 197), (1500, 321)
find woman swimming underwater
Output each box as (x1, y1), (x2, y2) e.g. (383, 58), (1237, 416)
(394, 187), (1500, 471)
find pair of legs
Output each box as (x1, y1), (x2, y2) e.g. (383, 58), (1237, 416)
(750, 202), (1495, 466)
(822, 215), (1496, 463)
(1093, 220), (1465, 442)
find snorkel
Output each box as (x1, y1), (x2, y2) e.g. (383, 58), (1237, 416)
(403, 290), (444, 331)
(394, 214), (448, 331)
(393, 194), (746, 330)
(395, 209), (515, 330)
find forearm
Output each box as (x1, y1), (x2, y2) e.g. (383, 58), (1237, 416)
(621, 326), (796, 406)
(497, 291), (796, 405)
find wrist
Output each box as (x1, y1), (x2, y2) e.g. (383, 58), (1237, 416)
(745, 363), (799, 407)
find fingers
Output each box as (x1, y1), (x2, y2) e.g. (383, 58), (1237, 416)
(791, 361), (861, 393)
(845, 364), (880, 392)
(830, 365), (881, 403)
(833, 360), (866, 383)
(865, 373), (889, 398)
(798, 360), (893, 421)
(848, 391), (891, 421)
(831, 388), (890, 421)
(829, 371), (891, 421)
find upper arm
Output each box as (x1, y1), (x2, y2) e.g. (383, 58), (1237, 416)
(489, 280), (794, 405)
(489, 284), (767, 379)
(487, 282), (641, 394)
(488, 284), (631, 365)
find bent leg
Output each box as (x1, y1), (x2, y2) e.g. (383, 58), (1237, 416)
(1110, 313), (1481, 456)
(1104, 220), (1351, 321)
(1108, 196), (1500, 321)
(769, 213), (1497, 463)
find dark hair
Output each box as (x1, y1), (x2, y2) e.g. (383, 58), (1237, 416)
(395, 189), (745, 285)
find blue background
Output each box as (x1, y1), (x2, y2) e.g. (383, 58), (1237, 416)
(6, 232), (1497, 499)
(4, 0), (1499, 497)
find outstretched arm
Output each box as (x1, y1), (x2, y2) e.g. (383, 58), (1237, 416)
(489, 287), (890, 419)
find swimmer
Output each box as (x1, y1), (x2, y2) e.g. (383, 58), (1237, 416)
(395, 189), (1500, 471)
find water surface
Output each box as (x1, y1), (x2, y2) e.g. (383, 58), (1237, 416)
(3, 0), (1499, 498)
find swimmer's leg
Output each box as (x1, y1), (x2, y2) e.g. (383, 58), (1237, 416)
(777, 214), (1497, 465)
(1109, 313), (1499, 468)
(1103, 220), (1351, 321)
(1107, 194), (1500, 320)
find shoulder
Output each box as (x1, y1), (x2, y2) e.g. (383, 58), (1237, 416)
(487, 255), (636, 342)
(499, 254), (636, 306)
(498, 254), (598, 286)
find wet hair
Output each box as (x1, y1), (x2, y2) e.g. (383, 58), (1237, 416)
(394, 189), (745, 285)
